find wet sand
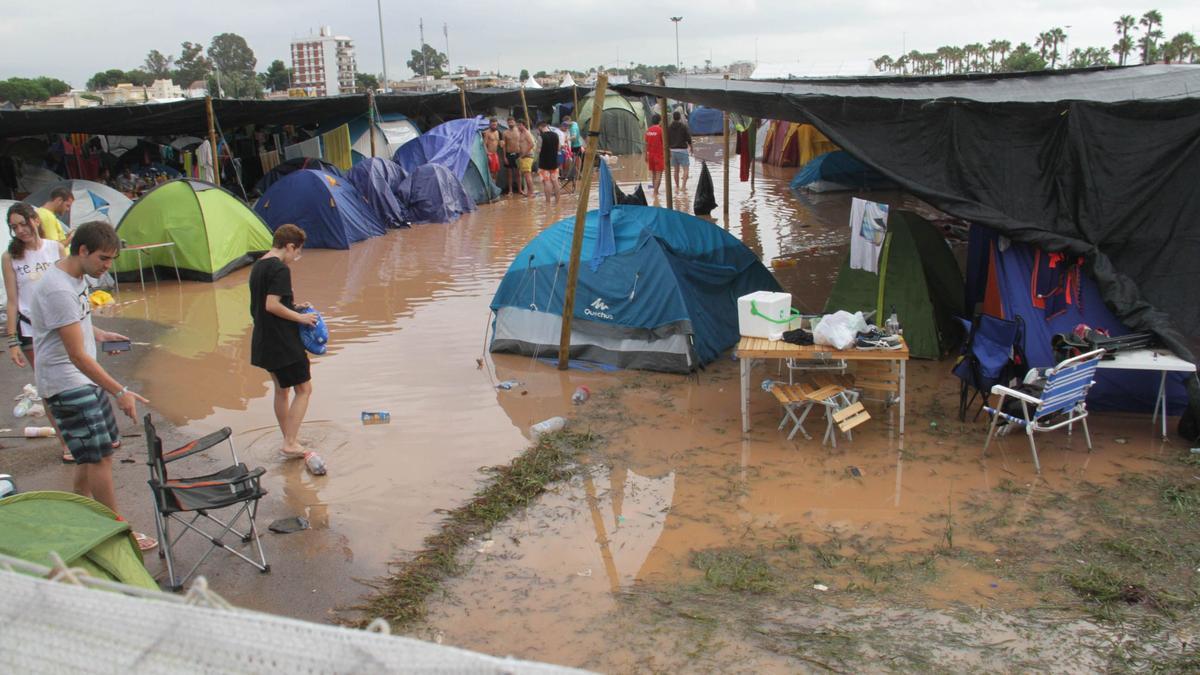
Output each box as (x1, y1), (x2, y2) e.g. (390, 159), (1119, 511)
(2, 138), (1192, 668)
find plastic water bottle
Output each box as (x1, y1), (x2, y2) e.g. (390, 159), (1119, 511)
(361, 411), (391, 425)
(885, 305), (901, 336)
(530, 416), (566, 440)
(304, 451), (327, 476)
(571, 386), (590, 404)
(24, 426), (55, 438)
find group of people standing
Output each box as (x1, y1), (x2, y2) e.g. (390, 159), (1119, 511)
(481, 116), (583, 202)
(643, 110), (694, 200)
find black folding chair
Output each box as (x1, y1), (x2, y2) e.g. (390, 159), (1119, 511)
(144, 414), (269, 591)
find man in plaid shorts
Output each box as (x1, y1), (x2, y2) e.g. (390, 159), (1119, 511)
(30, 221), (154, 549)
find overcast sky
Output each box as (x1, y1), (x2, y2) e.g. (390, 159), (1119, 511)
(2, 1), (1197, 89)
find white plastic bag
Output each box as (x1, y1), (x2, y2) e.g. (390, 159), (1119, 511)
(813, 311), (868, 350)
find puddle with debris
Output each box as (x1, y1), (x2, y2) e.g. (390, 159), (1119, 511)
(103, 138), (1196, 669)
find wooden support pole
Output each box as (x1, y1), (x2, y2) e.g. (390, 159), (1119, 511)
(459, 85), (468, 119)
(205, 95), (220, 187)
(750, 118), (759, 192)
(572, 84), (578, 118)
(368, 90), (377, 157)
(557, 74), (609, 370)
(722, 75), (730, 220)
(658, 73), (672, 208)
(519, 84), (531, 129)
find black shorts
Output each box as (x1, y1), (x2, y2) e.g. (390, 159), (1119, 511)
(46, 385), (119, 464)
(505, 153), (519, 169)
(269, 358), (311, 389)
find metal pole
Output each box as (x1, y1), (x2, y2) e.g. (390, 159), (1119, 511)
(368, 90), (377, 157)
(558, 74), (610, 370)
(722, 76), (730, 220)
(205, 95), (220, 187)
(419, 18), (427, 86)
(658, 73), (672, 208)
(670, 17), (683, 71)
(750, 118), (759, 192)
(376, 0), (388, 92)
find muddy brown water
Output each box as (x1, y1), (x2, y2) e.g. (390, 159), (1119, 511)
(21, 138), (1187, 669)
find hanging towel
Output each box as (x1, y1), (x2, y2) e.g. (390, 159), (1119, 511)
(321, 125), (353, 171)
(848, 197), (889, 274)
(182, 151), (192, 178)
(283, 137), (321, 161)
(735, 130), (751, 182)
(589, 159), (617, 271)
(260, 149), (281, 174)
(693, 161), (717, 216)
(196, 141), (215, 182)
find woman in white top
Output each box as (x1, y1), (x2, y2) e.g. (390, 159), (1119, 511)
(5, 203), (70, 462)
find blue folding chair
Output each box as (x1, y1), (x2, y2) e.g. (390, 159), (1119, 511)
(952, 314), (1026, 421)
(982, 349), (1105, 473)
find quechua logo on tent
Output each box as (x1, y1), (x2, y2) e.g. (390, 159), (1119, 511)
(585, 297), (613, 320)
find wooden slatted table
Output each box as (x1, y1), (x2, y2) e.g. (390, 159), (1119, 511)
(735, 336), (911, 436)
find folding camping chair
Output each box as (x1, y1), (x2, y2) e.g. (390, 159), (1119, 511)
(952, 314), (1026, 421)
(982, 349), (1105, 473)
(770, 382), (870, 446)
(144, 414), (269, 591)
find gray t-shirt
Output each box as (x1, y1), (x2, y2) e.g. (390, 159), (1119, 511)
(29, 265), (96, 399)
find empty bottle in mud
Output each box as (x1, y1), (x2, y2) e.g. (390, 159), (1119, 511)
(304, 451), (327, 476)
(530, 416), (566, 440)
(361, 411), (391, 424)
(571, 386), (590, 404)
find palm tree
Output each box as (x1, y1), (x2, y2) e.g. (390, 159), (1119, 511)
(1163, 32), (1196, 63)
(894, 54), (909, 75)
(1046, 27), (1068, 68)
(1036, 32), (1051, 60)
(1140, 10), (1164, 63)
(964, 43), (985, 72)
(1113, 14), (1137, 65)
(907, 50), (923, 75)
(873, 55), (894, 73)
(996, 40), (1012, 68)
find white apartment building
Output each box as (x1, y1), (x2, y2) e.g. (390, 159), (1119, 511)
(290, 26), (356, 96)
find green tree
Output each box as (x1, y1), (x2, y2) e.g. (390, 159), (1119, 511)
(1163, 32), (1196, 63)
(1139, 10), (1164, 63)
(208, 70), (262, 99)
(406, 43), (448, 78)
(1113, 15), (1137, 65)
(261, 59), (291, 91)
(87, 69), (127, 90)
(1000, 42), (1047, 72)
(519, 68), (530, 82)
(355, 72), (379, 92)
(34, 77), (70, 97)
(873, 55), (894, 73)
(126, 70), (154, 87)
(144, 49), (174, 78)
(0, 78), (50, 106)
(209, 33), (257, 77)
(173, 41), (212, 86)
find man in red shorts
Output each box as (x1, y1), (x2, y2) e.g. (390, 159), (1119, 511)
(482, 118), (502, 182)
(644, 113), (665, 200)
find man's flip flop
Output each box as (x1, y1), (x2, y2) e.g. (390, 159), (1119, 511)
(61, 453), (75, 464)
(134, 532), (158, 551)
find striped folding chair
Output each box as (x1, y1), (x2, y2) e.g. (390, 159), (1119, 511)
(144, 415), (269, 591)
(982, 349), (1105, 473)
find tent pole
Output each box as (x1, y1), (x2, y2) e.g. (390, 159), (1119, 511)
(658, 73), (672, 209)
(572, 84), (578, 118)
(368, 90), (377, 158)
(205, 95), (220, 187)
(459, 84), (468, 119)
(558, 74), (609, 371)
(722, 74), (730, 223)
(750, 118), (758, 193)
(519, 84), (531, 129)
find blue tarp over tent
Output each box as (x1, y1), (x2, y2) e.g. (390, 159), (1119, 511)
(346, 157), (409, 228)
(490, 206), (781, 372)
(790, 151), (894, 192)
(253, 169), (386, 249)
(688, 106), (724, 135)
(399, 164), (475, 224)
(393, 117), (500, 205)
(966, 224), (1188, 414)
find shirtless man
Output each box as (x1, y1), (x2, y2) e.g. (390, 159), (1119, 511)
(516, 120), (537, 198)
(481, 118), (502, 182)
(501, 118), (524, 195)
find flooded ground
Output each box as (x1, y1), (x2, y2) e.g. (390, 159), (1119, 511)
(5, 137), (1197, 670)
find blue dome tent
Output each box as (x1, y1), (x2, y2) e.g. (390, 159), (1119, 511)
(346, 157), (409, 228)
(790, 151), (895, 193)
(393, 117), (500, 205)
(399, 164), (476, 224)
(253, 170), (386, 249)
(688, 106), (725, 135)
(490, 206), (781, 373)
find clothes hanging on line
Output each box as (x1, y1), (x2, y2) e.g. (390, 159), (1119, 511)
(848, 197), (889, 274)
(283, 137), (321, 161)
(321, 125), (352, 171)
(260, 149), (281, 174)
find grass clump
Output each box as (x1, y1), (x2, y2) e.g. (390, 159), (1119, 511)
(354, 429), (597, 628)
(691, 548), (777, 593)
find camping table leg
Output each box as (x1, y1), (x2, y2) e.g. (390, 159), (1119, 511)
(168, 245), (181, 283)
(740, 355), (752, 434)
(1154, 370), (1167, 439)
(898, 358), (907, 436)
(136, 250), (147, 292)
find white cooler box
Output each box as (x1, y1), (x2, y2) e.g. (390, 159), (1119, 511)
(738, 291), (800, 338)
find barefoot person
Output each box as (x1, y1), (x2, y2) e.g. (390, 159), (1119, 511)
(516, 120), (538, 198)
(668, 110), (693, 192)
(536, 121), (561, 202)
(482, 118), (502, 183)
(29, 220), (155, 550)
(249, 224), (318, 458)
(644, 114), (665, 199)
(501, 118), (523, 195)
(4, 203), (70, 462)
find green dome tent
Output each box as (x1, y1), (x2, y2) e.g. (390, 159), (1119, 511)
(0, 491), (156, 589)
(114, 179), (274, 282)
(576, 92), (647, 156)
(823, 210), (964, 359)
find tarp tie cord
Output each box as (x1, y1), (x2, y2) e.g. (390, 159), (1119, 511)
(628, 272), (639, 300)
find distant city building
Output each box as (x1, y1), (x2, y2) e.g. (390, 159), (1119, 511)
(290, 26), (357, 96)
(26, 91), (100, 110)
(185, 80), (208, 99)
(93, 80), (181, 106)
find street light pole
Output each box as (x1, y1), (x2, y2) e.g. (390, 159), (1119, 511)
(670, 16), (683, 72)
(376, 0), (389, 92)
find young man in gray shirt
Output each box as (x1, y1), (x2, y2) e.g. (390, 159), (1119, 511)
(30, 221), (154, 549)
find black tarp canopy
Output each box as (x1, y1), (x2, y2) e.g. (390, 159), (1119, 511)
(0, 86), (590, 137)
(619, 65), (1200, 437)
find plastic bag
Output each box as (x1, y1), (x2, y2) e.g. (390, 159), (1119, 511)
(813, 311), (868, 350)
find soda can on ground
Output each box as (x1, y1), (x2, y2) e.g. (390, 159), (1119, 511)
(361, 411), (391, 424)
